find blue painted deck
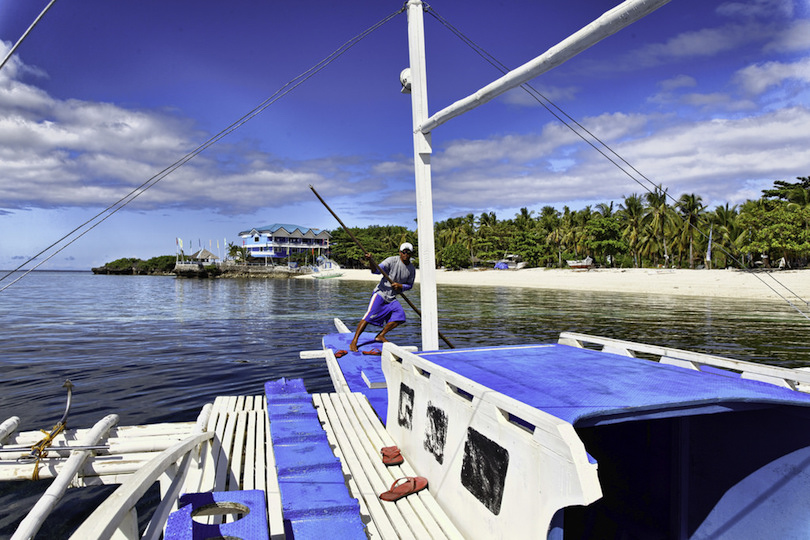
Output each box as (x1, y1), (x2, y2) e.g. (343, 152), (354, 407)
(419, 343), (810, 426)
(322, 332), (389, 422)
(264, 378), (366, 539)
(321, 333), (810, 427)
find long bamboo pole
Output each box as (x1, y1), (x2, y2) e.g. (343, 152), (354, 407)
(310, 185), (454, 349)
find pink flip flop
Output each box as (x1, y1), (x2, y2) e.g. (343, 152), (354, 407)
(380, 476), (428, 501)
(362, 349), (382, 356)
(334, 350), (348, 358)
(381, 446), (404, 466)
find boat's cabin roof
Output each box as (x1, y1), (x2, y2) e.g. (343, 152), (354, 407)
(418, 343), (810, 427)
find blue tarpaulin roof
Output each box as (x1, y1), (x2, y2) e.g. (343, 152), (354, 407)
(418, 344), (810, 426)
(320, 334), (810, 428)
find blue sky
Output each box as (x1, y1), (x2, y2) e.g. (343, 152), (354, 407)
(1, 0), (809, 270)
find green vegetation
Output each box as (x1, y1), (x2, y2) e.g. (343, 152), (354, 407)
(325, 176), (810, 270)
(329, 226), (417, 269)
(100, 176), (810, 272)
(101, 255), (176, 274)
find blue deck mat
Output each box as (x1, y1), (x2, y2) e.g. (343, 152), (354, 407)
(265, 378), (366, 538)
(417, 344), (810, 427)
(322, 332), (390, 423)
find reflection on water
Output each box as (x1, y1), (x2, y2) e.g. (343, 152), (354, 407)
(0, 271), (808, 535)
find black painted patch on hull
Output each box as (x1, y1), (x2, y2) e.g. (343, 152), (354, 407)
(398, 383), (415, 429)
(461, 427), (509, 515)
(424, 401), (448, 464)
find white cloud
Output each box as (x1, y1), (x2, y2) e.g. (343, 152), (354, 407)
(764, 19), (810, 52)
(659, 75), (697, 92)
(734, 57), (810, 94)
(626, 23), (771, 67)
(0, 56), (378, 214)
(426, 107), (810, 213)
(717, 0), (794, 19)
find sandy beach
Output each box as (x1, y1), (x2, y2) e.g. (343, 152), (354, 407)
(333, 267), (810, 302)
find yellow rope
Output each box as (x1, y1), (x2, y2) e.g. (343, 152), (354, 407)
(30, 422), (66, 481)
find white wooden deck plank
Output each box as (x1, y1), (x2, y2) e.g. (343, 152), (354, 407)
(263, 407), (285, 540)
(198, 407), (227, 493)
(347, 394), (463, 540)
(215, 412), (237, 493)
(327, 393), (428, 539)
(244, 411), (258, 491)
(314, 393), (393, 539)
(230, 412), (248, 489)
(313, 394), (399, 540)
(330, 393), (436, 540)
(311, 394), (383, 540)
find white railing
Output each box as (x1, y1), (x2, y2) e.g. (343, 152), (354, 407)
(381, 341), (601, 540)
(70, 428), (214, 540)
(558, 332), (810, 393)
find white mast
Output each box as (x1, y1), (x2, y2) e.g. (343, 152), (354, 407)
(406, 0), (440, 351)
(404, 0), (671, 350)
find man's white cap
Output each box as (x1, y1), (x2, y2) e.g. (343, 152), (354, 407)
(400, 242), (414, 253)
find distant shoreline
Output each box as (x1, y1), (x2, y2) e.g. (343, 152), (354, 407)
(333, 267), (810, 302)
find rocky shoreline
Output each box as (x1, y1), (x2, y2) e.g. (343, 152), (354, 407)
(91, 263), (310, 279)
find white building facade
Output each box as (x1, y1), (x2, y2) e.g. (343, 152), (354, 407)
(238, 223), (331, 259)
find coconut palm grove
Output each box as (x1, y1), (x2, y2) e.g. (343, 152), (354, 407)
(327, 176), (810, 271)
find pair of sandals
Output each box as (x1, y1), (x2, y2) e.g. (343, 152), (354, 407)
(379, 445), (428, 501)
(334, 348), (382, 358)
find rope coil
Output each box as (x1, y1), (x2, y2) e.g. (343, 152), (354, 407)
(28, 422), (67, 480)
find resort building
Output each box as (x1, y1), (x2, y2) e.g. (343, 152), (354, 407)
(238, 223), (331, 260)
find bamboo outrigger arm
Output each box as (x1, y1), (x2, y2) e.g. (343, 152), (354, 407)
(418, 0), (672, 134)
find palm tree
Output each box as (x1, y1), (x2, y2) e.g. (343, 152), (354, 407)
(675, 193), (706, 269)
(618, 194), (646, 267)
(644, 185), (674, 266)
(514, 207), (535, 231)
(538, 206), (561, 267)
(708, 203), (739, 268)
(595, 201), (614, 218)
(572, 206), (593, 257)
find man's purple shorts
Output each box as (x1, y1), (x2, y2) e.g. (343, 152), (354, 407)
(362, 293), (406, 327)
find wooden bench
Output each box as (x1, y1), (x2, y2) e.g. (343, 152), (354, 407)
(64, 395), (286, 540)
(312, 392), (464, 540)
(180, 395), (284, 538)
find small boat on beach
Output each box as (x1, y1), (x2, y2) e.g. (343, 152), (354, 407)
(494, 254), (527, 270)
(566, 256), (593, 270)
(310, 256), (344, 279)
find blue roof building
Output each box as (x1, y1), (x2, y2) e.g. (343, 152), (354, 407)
(238, 223), (331, 259)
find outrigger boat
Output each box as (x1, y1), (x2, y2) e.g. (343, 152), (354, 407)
(4, 0), (810, 539)
(566, 256), (594, 270)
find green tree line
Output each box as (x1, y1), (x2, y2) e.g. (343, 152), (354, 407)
(327, 176), (810, 270)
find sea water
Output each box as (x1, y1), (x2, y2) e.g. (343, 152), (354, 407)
(1, 270), (808, 536)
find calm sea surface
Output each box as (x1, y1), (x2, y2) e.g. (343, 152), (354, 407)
(1, 270), (809, 537)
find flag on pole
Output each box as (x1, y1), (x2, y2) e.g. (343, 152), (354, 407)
(705, 225), (713, 262)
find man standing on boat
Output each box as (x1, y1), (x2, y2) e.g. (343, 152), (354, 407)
(349, 243), (416, 352)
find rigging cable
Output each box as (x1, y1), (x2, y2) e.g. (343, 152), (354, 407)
(424, 5), (810, 320)
(0, 6), (406, 293)
(0, 0), (59, 72)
